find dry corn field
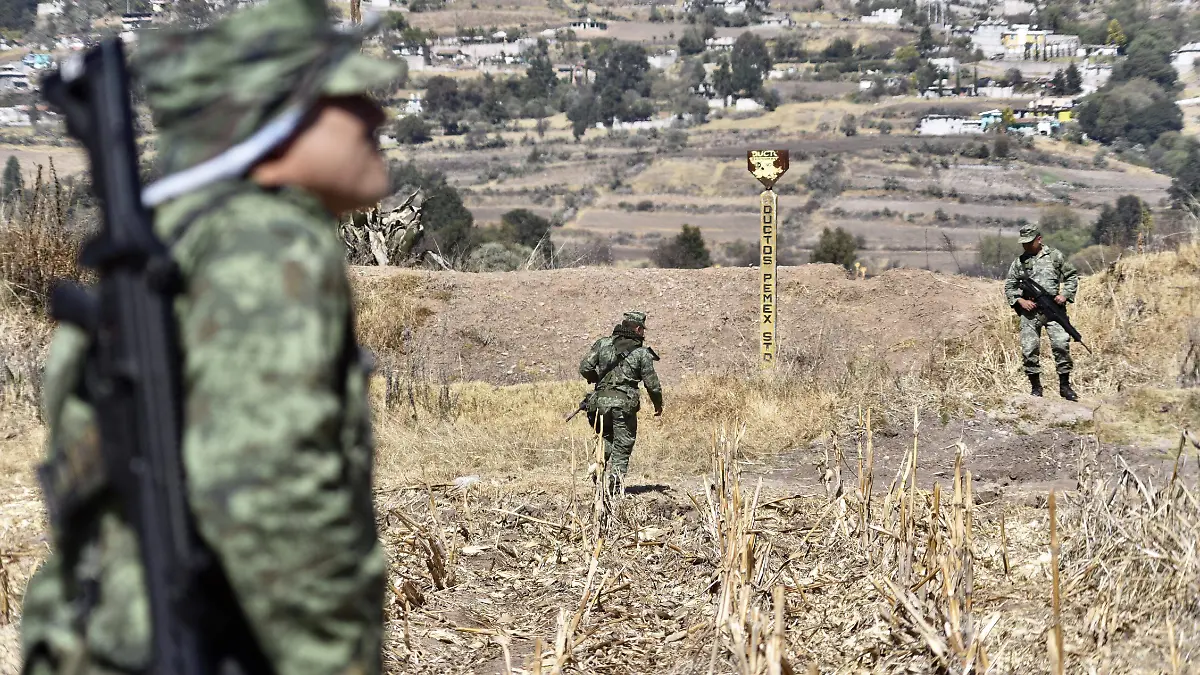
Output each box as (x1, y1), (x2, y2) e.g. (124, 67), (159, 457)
(0, 227), (1199, 670)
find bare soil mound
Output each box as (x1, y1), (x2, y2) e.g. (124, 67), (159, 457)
(352, 264), (998, 383)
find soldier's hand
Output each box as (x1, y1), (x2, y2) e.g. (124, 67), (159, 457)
(1017, 299), (1037, 312)
(1054, 295), (1066, 305)
(654, 407), (663, 417)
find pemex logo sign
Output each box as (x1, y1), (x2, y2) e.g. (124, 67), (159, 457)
(748, 150), (788, 367)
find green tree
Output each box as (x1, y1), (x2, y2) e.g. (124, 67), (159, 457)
(524, 38), (558, 100)
(918, 26), (935, 54)
(1050, 69), (1067, 95)
(976, 235), (1020, 278)
(1091, 195), (1145, 248)
(810, 227), (858, 269)
(893, 45), (921, 72)
(1106, 18), (1127, 48)
(678, 21), (714, 55)
(392, 116), (432, 144)
(567, 87), (598, 140)
(388, 161), (476, 258)
(652, 224), (712, 268)
(500, 208), (553, 249)
(1, 156), (21, 199)
(423, 75), (463, 132)
(840, 114), (858, 137)
(730, 32), (771, 98)
(1168, 144), (1200, 215)
(1065, 62), (1082, 94)
(1112, 30), (1177, 89)
(0, 0), (35, 32)
(805, 155), (845, 197)
(713, 56), (735, 99)
(590, 40), (651, 125)
(1076, 79), (1182, 146)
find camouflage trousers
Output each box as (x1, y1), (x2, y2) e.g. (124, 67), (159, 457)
(589, 409), (639, 478)
(1020, 313), (1073, 376)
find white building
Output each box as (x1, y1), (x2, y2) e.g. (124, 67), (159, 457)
(976, 85), (1016, 97)
(929, 57), (960, 73)
(971, 20), (1007, 58)
(647, 50), (678, 70)
(917, 115), (983, 135)
(706, 36), (736, 51)
(1173, 43), (1200, 76)
(36, 1), (64, 17)
(860, 8), (903, 24)
(0, 107), (32, 127)
(0, 65), (30, 91)
(1045, 33), (1080, 58)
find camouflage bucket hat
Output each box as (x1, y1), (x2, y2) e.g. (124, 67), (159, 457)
(135, 0), (402, 206)
(623, 311), (647, 328)
(1018, 224), (1041, 244)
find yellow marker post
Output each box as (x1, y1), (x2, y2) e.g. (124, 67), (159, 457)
(747, 150), (789, 368)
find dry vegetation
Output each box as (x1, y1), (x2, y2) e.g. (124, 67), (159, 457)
(0, 181), (1198, 670)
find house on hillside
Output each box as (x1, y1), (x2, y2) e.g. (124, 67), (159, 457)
(759, 14), (795, 27)
(706, 36), (736, 51)
(971, 20), (1007, 58)
(0, 107), (32, 127)
(1044, 33), (1080, 58)
(568, 18), (607, 30)
(1028, 96), (1075, 121)
(917, 115), (983, 135)
(0, 65), (30, 92)
(861, 8), (903, 24)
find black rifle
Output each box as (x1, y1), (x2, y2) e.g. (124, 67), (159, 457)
(39, 40), (262, 675)
(1015, 274), (1092, 354)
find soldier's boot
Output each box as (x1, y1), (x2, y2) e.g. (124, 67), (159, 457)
(606, 474), (624, 500)
(1058, 373), (1078, 402)
(1028, 373), (1043, 397)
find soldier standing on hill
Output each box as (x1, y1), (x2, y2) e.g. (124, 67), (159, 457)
(21, 0), (400, 673)
(1004, 224), (1080, 401)
(579, 311), (664, 497)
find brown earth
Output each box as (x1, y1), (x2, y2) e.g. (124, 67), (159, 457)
(353, 263), (997, 383)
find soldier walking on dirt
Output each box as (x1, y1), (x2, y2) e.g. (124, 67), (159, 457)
(579, 311), (664, 497)
(1004, 224), (1081, 401)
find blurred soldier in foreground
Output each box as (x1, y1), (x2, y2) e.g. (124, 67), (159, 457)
(578, 311), (664, 497)
(1004, 224), (1081, 401)
(21, 0), (401, 673)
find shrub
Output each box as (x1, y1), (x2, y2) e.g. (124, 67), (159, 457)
(810, 227), (857, 269)
(0, 166), (92, 311)
(652, 224), (712, 268)
(468, 242), (534, 272)
(392, 116), (432, 144)
(975, 234), (1019, 279)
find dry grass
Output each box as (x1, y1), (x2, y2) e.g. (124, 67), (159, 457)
(0, 162), (91, 314)
(0, 239), (1198, 672)
(359, 414), (1200, 673)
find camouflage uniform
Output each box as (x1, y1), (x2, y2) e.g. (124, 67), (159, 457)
(20, 2), (402, 674)
(579, 311), (663, 490)
(1004, 224), (1080, 398)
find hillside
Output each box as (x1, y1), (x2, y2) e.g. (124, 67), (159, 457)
(353, 263), (998, 383)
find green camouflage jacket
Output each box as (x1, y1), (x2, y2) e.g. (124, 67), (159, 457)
(22, 180), (385, 675)
(578, 334), (663, 414)
(1004, 245), (1079, 308)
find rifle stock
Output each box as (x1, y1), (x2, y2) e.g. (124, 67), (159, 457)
(39, 40), (261, 675)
